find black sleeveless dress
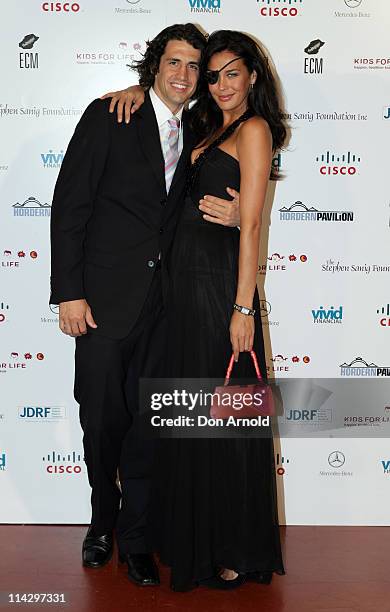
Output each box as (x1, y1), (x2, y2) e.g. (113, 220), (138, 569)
(151, 112), (285, 591)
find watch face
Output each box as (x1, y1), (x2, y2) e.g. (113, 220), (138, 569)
(242, 307), (249, 315)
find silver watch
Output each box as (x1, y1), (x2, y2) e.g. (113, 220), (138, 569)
(233, 303), (255, 316)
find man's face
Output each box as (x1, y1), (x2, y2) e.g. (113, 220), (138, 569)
(153, 39), (201, 113)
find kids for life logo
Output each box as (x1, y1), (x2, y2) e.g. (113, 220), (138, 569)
(1, 249), (38, 269)
(257, 0), (303, 17)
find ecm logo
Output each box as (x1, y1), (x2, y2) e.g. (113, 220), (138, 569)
(304, 39), (325, 75)
(18, 34), (39, 70)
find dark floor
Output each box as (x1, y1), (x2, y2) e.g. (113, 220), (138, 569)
(0, 526), (389, 612)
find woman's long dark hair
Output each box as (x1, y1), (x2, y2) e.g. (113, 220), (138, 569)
(190, 30), (287, 179)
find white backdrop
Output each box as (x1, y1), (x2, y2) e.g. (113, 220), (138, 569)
(1, 0), (389, 525)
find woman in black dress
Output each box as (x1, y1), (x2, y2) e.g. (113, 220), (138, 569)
(149, 30), (287, 591)
(105, 29), (287, 591)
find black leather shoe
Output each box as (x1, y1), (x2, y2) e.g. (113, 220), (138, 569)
(119, 553), (160, 586)
(82, 526), (113, 568)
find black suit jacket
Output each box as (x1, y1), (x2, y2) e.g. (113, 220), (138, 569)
(50, 93), (195, 338)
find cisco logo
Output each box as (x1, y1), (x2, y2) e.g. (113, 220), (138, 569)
(42, 450), (83, 474)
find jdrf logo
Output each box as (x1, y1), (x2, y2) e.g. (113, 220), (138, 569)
(312, 305), (343, 324)
(0, 453), (6, 471)
(286, 409), (318, 421)
(19, 406), (66, 420)
(258, 0), (303, 17)
(188, 0), (221, 12)
(383, 107), (390, 119)
(381, 460), (390, 474)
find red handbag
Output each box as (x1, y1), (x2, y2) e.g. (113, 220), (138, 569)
(210, 350), (274, 419)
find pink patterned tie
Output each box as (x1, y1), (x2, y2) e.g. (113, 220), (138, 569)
(164, 117), (180, 192)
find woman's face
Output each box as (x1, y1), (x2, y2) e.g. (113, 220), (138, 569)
(207, 50), (256, 113)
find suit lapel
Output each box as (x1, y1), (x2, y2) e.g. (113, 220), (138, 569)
(136, 92), (166, 193)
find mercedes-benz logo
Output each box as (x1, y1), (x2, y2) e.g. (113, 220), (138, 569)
(260, 300), (271, 317)
(49, 304), (59, 315)
(344, 0), (362, 8)
(328, 451), (345, 468)
(126, 0), (141, 4)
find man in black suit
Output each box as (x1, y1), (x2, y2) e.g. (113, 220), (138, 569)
(50, 23), (240, 586)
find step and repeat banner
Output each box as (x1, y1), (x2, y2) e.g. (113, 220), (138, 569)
(0, 0), (389, 525)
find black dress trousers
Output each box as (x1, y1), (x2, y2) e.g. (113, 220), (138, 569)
(74, 267), (165, 554)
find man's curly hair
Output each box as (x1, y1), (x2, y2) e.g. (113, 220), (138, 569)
(130, 23), (207, 90)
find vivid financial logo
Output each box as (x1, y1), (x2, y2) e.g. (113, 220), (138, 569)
(340, 357), (390, 377)
(41, 150), (64, 168)
(188, 0), (221, 12)
(312, 305), (343, 324)
(316, 150), (361, 175)
(279, 201), (354, 222)
(257, 0), (303, 17)
(381, 460), (390, 474)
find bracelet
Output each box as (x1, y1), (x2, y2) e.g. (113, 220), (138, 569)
(233, 303), (255, 316)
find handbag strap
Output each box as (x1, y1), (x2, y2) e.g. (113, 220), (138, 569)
(224, 350), (263, 386)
